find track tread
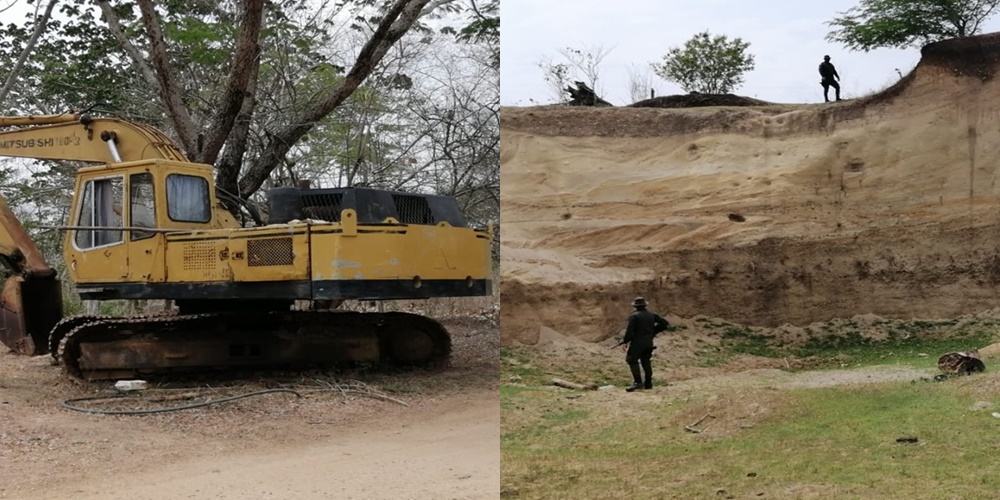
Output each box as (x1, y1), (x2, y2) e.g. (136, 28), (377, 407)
(48, 315), (112, 361)
(58, 310), (451, 380)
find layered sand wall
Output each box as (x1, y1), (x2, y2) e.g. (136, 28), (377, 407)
(501, 34), (1000, 345)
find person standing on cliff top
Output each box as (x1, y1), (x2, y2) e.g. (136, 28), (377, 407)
(619, 297), (669, 392)
(819, 55), (841, 102)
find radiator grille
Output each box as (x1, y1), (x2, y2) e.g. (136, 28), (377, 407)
(391, 194), (434, 225)
(182, 241), (218, 271)
(247, 237), (294, 267)
(301, 193), (344, 222)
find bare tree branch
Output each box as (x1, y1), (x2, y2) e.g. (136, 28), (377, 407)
(216, 58), (261, 197)
(0, 0), (57, 107)
(95, 0), (159, 90)
(420, 0), (458, 16)
(238, 0), (433, 197)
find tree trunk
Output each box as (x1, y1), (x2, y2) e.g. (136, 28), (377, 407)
(195, 0), (264, 166)
(137, 0), (199, 156)
(564, 81), (612, 106)
(237, 0), (432, 197)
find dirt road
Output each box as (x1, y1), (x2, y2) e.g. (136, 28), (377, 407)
(0, 318), (499, 500)
(32, 391), (498, 500)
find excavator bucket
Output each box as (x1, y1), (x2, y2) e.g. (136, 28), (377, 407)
(0, 275), (63, 355)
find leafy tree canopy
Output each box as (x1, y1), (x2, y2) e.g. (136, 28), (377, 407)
(455, 0), (497, 69)
(651, 31), (755, 94)
(0, 0), (498, 239)
(827, 0), (1000, 51)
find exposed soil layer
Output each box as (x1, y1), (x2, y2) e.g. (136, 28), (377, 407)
(630, 93), (771, 108)
(501, 32), (1000, 346)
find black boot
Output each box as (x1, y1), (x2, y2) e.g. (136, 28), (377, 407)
(644, 380), (653, 390)
(626, 363), (643, 392)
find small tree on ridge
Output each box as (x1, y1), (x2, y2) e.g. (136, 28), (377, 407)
(651, 31), (755, 94)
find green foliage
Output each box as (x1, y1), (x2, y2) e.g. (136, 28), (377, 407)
(0, 1), (143, 114)
(0, 0), (497, 242)
(795, 326), (994, 366)
(0, 162), (70, 264)
(826, 0), (1000, 51)
(455, 0), (498, 69)
(722, 327), (780, 357)
(501, 347), (545, 383)
(651, 31), (755, 94)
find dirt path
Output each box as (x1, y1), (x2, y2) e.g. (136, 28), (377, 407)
(29, 391), (498, 500)
(0, 317), (499, 500)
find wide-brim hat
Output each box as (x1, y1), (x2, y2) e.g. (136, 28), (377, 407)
(632, 297), (647, 307)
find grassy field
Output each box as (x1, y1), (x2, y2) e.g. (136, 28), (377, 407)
(501, 319), (1000, 499)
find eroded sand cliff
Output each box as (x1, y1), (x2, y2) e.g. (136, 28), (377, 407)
(501, 34), (1000, 345)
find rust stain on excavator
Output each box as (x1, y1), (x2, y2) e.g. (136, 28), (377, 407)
(0, 275), (63, 355)
(0, 277), (32, 354)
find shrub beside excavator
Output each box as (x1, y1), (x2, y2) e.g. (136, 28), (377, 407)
(0, 113), (493, 380)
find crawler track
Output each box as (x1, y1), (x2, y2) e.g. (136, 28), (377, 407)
(48, 314), (112, 360)
(56, 311), (451, 380)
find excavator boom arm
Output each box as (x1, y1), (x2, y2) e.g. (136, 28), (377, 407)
(0, 113), (188, 163)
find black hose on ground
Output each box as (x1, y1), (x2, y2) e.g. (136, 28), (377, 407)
(61, 388), (302, 415)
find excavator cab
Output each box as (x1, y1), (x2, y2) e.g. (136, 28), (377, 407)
(63, 159), (234, 286)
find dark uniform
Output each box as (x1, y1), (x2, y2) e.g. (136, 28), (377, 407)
(622, 297), (669, 392)
(819, 55), (841, 102)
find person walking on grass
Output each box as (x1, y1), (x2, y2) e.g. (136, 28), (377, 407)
(620, 297), (669, 392)
(819, 55), (841, 102)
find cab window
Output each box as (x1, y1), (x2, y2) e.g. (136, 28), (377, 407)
(166, 174), (210, 223)
(74, 176), (124, 249)
(130, 173), (155, 240)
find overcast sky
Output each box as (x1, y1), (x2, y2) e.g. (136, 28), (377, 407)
(501, 0), (1000, 106)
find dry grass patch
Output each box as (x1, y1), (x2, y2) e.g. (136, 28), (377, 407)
(501, 314), (1000, 499)
(503, 372), (1000, 498)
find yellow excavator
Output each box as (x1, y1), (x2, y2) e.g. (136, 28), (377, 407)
(0, 113), (493, 380)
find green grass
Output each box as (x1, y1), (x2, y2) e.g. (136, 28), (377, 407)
(793, 327), (994, 367)
(502, 314), (1000, 498)
(501, 384), (541, 409)
(501, 347), (546, 383)
(708, 319), (995, 369)
(501, 375), (1000, 499)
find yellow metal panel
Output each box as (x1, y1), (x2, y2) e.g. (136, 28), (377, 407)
(164, 225), (311, 284)
(66, 242), (129, 282)
(310, 223), (491, 282)
(126, 234), (166, 282)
